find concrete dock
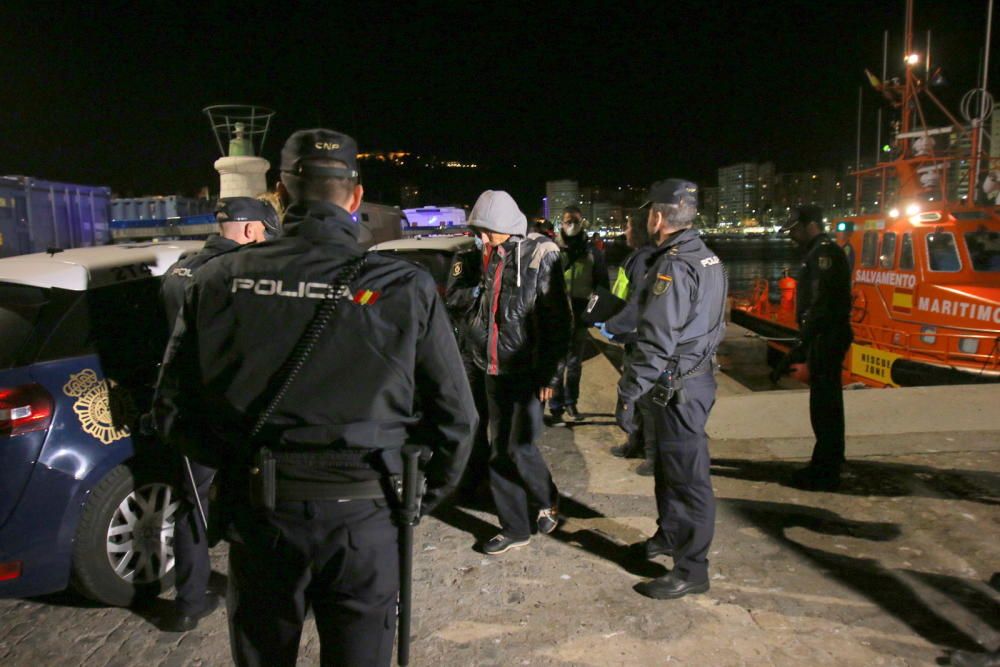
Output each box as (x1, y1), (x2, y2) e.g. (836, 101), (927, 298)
(1, 327), (997, 666)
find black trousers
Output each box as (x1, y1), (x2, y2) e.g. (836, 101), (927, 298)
(173, 458), (215, 614)
(626, 395), (656, 460)
(550, 325), (591, 411)
(651, 373), (717, 582)
(487, 374), (559, 539)
(458, 362), (491, 494)
(807, 335), (850, 473)
(227, 499), (398, 667)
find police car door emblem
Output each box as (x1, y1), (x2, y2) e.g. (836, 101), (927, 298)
(451, 261), (463, 277)
(63, 369), (130, 445)
(818, 256), (832, 270)
(652, 274), (673, 296)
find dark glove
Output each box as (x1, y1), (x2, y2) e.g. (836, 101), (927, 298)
(615, 397), (638, 434)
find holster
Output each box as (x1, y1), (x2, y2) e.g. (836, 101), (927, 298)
(650, 362), (680, 407)
(248, 447), (277, 511)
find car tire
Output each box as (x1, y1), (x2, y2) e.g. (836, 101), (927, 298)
(71, 463), (178, 607)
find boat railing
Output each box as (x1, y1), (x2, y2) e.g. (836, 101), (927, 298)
(853, 321), (1000, 372)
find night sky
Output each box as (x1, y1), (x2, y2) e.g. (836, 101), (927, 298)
(2, 0), (995, 203)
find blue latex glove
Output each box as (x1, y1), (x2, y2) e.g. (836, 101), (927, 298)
(596, 322), (614, 341)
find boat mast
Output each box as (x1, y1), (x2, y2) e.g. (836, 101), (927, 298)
(969, 0), (994, 200)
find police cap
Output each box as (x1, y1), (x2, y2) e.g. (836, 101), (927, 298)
(280, 129), (359, 179)
(781, 205), (824, 232)
(216, 197), (280, 234)
(640, 179), (698, 209)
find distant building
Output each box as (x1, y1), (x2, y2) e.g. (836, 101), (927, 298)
(772, 169), (836, 216)
(546, 179), (581, 223)
(717, 162), (773, 226)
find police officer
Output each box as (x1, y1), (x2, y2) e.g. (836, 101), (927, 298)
(158, 196), (278, 633)
(777, 205), (853, 491)
(616, 179), (727, 600)
(155, 129), (476, 666)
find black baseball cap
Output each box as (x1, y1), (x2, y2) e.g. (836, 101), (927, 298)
(215, 197), (280, 234)
(639, 179), (698, 209)
(780, 205), (824, 232)
(280, 129), (359, 179)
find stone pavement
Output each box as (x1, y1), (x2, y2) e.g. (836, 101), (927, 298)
(1, 332), (998, 666)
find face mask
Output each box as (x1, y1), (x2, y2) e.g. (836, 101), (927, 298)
(563, 222), (582, 237)
(473, 236), (484, 251)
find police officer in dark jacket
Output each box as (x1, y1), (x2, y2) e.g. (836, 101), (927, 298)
(464, 190), (572, 555)
(603, 216), (657, 475)
(616, 179), (727, 600)
(155, 129), (476, 666)
(158, 196), (278, 633)
(777, 205), (853, 491)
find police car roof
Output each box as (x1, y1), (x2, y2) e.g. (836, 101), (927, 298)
(369, 234), (474, 253)
(0, 241), (204, 290)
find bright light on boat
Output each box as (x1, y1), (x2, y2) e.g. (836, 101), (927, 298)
(889, 208), (900, 218)
(905, 203), (921, 216)
(905, 53), (920, 65)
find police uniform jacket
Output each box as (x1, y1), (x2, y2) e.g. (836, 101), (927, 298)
(160, 234), (242, 330)
(467, 235), (571, 386)
(604, 244), (656, 342)
(618, 227), (727, 403)
(796, 233), (854, 347)
(155, 201), (477, 511)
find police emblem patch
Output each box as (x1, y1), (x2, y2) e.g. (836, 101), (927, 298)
(63, 369), (129, 445)
(652, 274), (673, 296)
(451, 261), (463, 277)
(818, 256), (832, 270)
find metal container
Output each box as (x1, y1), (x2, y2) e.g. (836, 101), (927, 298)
(110, 195), (214, 221)
(0, 176), (112, 257)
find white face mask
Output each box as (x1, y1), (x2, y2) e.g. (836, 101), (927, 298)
(563, 221), (583, 237)
(473, 236), (484, 250)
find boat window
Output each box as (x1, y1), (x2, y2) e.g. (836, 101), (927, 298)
(861, 231), (879, 267)
(879, 232), (897, 269)
(963, 228), (1000, 272)
(926, 232), (961, 272)
(842, 243), (855, 271)
(900, 233), (914, 270)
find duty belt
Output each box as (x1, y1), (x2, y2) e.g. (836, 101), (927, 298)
(274, 478), (386, 502)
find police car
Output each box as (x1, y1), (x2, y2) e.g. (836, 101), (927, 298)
(0, 241), (202, 606)
(369, 234), (475, 289)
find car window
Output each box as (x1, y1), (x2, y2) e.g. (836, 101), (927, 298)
(964, 229), (1000, 272)
(926, 232), (961, 272)
(0, 283), (49, 368)
(85, 277), (169, 387)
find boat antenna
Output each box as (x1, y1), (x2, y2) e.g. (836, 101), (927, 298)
(876, 29), (888, 164)
(966, 0), (994, 202)
(856, 86), (863, 173)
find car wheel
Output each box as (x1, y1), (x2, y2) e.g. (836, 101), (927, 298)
(71, 464), (178, 606)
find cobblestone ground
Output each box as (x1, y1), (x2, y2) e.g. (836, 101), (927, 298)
(1, 344), (998, 666)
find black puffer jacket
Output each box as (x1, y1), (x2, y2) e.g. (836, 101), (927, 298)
(467, 236), (571, 386)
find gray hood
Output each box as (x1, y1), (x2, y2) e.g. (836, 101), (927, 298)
(468, 190), (527, 237)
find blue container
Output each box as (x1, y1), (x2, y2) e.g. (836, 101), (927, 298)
(0, 176), (112, 257)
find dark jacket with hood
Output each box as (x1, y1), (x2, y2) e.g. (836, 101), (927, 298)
(463, 191), (572, 386)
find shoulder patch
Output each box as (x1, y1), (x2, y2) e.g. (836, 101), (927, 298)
(652, 273), (673, 296)
(353, 289), (381, 305)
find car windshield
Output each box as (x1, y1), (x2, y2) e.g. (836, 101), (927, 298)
(963, 228), (1000, 272)
(0, 283), (50, 368)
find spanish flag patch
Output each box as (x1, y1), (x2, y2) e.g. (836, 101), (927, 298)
(353, 289), (381, 305)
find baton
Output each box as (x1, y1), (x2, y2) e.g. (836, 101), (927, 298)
(397, 447), (422, 666)
(182, 455), (209, 531)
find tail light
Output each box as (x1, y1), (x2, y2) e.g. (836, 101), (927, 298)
(0, 384), (54, 437)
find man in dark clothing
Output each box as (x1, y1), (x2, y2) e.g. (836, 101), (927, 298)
(602, 215), (657, 476)
(158, 196), (278, 633)
(776, 205), (854, 491)
(617, 179), (727, 601)
(550, 205), (609, 423)
(465, 190), (572, 555)
(154, 129), (476, 666)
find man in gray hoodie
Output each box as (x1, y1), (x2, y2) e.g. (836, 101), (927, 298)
(464, 190), (572, 554)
